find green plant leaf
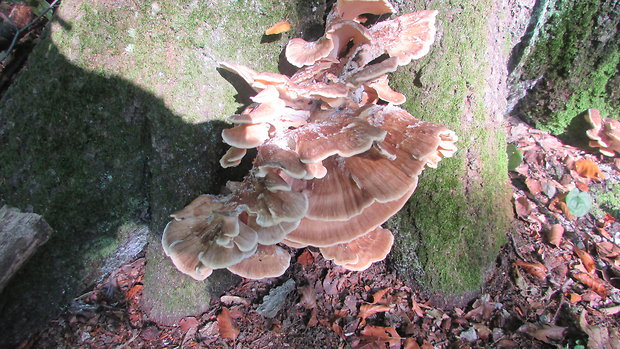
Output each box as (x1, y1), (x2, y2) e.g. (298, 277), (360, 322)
(566, 189), (592, 217)
(507, 144), (523, 171)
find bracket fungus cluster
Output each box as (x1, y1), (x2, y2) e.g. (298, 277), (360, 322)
(584, 108), (620, 157)
(162, 0), (458, 281)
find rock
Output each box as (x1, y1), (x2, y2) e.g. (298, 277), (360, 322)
(256, 279), (296, 318)
(0, 205), (52, 292)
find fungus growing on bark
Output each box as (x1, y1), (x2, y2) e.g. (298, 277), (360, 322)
(584, 108), (620, 157)
(163, 1), (457, 280)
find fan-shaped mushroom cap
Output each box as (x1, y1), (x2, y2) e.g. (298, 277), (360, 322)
(281, 239), (308, 249)
(221, 122), (271, 149)
(162, 195), (260, 276)
(326, 20), (372, 59)
(220, 147), (247, 168)
(346, 57), (399, 85)
(227, 244), (291, 279)
(585, 108), (620, 156)
(286, 185), (415, 247)
(256, 142), (308, 179)
(245, 215), (300, 245)
(369, 10), (438, 65)
(333, 0), (395, 22)
(320, 226), (394, 271)
(295, 113), (387, 163)
(219, 61), (259, 88)
(286, 37), (335, 68)
(366, 75), (406, 104)
(231, 175), (309, 227)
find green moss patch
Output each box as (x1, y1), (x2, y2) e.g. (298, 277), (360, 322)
(388, 0), (512, 294)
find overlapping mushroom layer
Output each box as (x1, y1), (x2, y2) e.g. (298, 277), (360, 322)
(162, 1), (458, 280)
(584, 108), (620, 157)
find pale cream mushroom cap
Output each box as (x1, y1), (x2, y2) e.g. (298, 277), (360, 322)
(366, 75), (406, 105)
(227, 245), (291, 279)
(221, 123), (271, 149)
(219, 147), (247, 168)
(285, 37), (335, 68)
(320, 226), (394, 271)
(584, 108), (620, 156)
(333, 0), (395, 22)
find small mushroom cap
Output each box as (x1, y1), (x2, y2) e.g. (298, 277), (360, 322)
(221, 123), (271, 149)
(286, 36), (335, 68)
(220, 147), (247, 168)
(256, 142), (308, 179)
(286, 185), (415, 247)
(346, 57), (399, 85)
(227, 244), (291, 279)
(280, 239), (308, 249)
(584, 108), (620, 156)
(162, 232), (214, 280)
(219, 61), (259, 89)
(366, 75), (406, 104)
(320, 226), (394, 271)
(369, 10), (438, 65)
(246, 214), (300, 245)
(326, 20), (372, 59)
(334, 0), (395, 22)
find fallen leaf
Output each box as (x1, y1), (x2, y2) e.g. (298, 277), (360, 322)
(403, 337), (420, 349)
(179, 317), (199, 333)
(519, 322), (567, 343)
(360, 325), (401, 345)
(525, 178), (542, 196)
(220, 295), (250, 306)
(573, 246), (596, 273)
(307, 308), (319, 327)
(514, 260), (548, 279)
(358, 304), (391, 325)
(410, 298), (425, 318)
(579, 311), (619, 349)
(371, 287), (391, 304)
(568, 292), (582, 304)
(573, 273), (609, 299)
(575, 159), (604, 180)
(297, 249), (314, 265)
(126, 284), (143, 300)
(265, 20), (291, 35)
(298, 285), (317, 309)
(515, 196), (532, 218)
(545, 224), (564, 247)
(600, 305), (620, 316)
(217, 307), (239, 340)
(575, 181), (590, 192)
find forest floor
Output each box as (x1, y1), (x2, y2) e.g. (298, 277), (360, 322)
(17, 119), (620, 348)
(3, 2), (620, 349)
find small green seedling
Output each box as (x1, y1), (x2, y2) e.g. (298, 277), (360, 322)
(507, 144), (523, 171)
(566, 189), (592, 217)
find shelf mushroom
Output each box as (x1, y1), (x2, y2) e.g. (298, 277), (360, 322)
(163, 1), (457, 280)
(584, 108), (620, 156)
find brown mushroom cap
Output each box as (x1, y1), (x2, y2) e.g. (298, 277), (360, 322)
(246, 214), (300, 245)
(221, 122), (271, 149)
(369, 10), (438, 65)
(333, 0), (395, 22)
(227, 244), (291, 279)
(286, 37), (335, 68)
(585, 108), (620, 156)
(320, 226), (394, 271)
(286, 185), (415, 247)
(219, 61), (259, 89)
(220, 147), (247, 168)
(346, 57), (399, 85)
(366, 75), (406, 104)
(326, 20), (372, 59)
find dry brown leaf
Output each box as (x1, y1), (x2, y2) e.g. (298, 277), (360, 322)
(360, 325), (401, 345)
(575, 159), (604, 180)
(298, 285), (317, 309)
(568, 292), (582, 304)
(179, 317), (199, 333)
(125, 284), (143, 300)
(519, 323), (567, 343)
(575, 181), (590, 192)
(573, 273), (609, 299)
(515, 196), (532, 218)
(546, 224), (564, 247)
(217, 307), (239, 340)
(307, 308), (319, 327)
(579, 311), (620, 349)
(600, 305), (620, 316)
(403, 337), (421, 349)
(371, 287), (391, 304)
(359, 304), (391, 325)
(265, 21), (291, 35)
(514, 260), (548, 279)
(220, 295), (250, 306)
(573, 246), (596, 273)
(525, 178), (542, 196)
(297, 249), (314, 265)
(410, 298), (425, 318)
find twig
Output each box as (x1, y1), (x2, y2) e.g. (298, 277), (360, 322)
(0, 0), (61, 62)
